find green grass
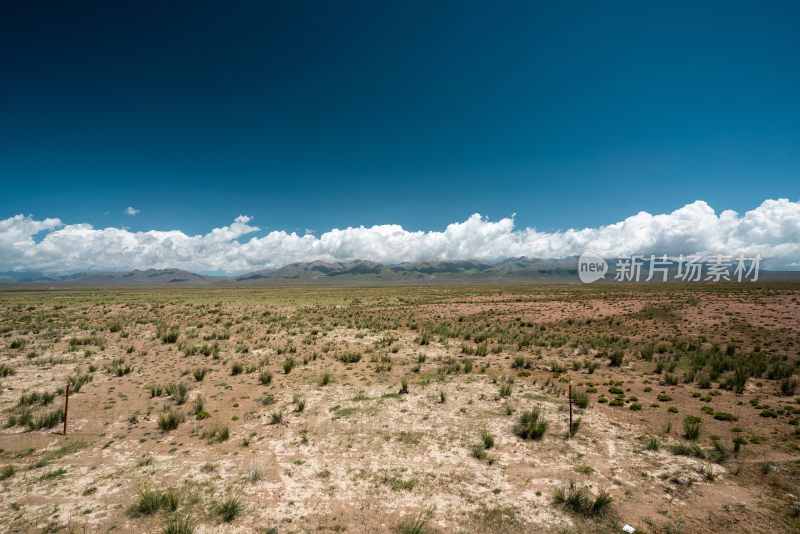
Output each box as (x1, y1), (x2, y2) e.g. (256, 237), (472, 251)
(553, 481), (613, 517)
(215, 497), (242, 522)
(162, 515), (194, 534)
(158, 410), (183, 432)
(513, 409), (548, 440)
(683, 415), (702, 440)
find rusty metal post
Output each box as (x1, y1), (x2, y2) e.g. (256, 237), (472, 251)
(63, 382), (70, 435)
(568, 382), (573, 437)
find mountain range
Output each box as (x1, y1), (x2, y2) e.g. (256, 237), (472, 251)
(1, 258), (797, 286)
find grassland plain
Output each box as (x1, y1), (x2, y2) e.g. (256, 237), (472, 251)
(0, 283), (799, 533)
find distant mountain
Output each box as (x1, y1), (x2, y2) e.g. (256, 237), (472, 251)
(0, 268), (216, 286)
(1, 259), (797, 287)
(235, 257), (579, 284)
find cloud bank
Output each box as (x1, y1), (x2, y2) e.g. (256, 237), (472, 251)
(1, 198), (799, 274)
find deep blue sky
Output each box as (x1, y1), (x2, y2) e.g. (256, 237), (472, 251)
(1, 1), (798, 235)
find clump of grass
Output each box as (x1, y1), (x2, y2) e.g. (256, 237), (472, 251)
(283, 358), (295, 374)
(683, 415), (702, 440)
(157, 324), (179, 343)
(395, 508), (434, 534)
(67, 372), (93, 392)
(513, 409), (548, 440)
(270, 411), (283, 425)
(0, 465), (15, 481)
(134, 488), (179, 516)
(337, 352), (361, 364)
(571, 388), (589, 409)
(259, 371), (272, 385)
(15, 407), (65, 430)
(645, 436), (660, 451)
(553, 481), (613, 517)
(438, 390), (446, 403)
(192, 368), (208, 382)
(608, 350), (624, 367)
(165, 382), (188, 404)
(319, 372), (332, 386)
(215, 497), (242, 522)
(499, 384), (512, 397)
(162, 515), (194, 534)
(202, 424), (229, 443)
(670, 442), (705, 459)
(480, 429), (495, 449)
(158, 409), (184, 432)
(106, 358), (133, 377)
(192, 394), (205, 416)
(247, 463), (264, 482)
(18, 390), (57, 407)
(399, 379), (409, 395)
(230, 362), (243, 375)
(0, 364), (16, 377)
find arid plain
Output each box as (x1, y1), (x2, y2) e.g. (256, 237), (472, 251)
(1, 284), (799, 533)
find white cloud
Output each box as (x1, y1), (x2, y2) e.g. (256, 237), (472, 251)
(125, 206), (140, 216)
(1, 198), (799, 274)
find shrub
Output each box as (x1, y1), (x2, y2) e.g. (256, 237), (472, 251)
(713, 411), (738, 421)
(780, 378), (797, 397)
(283, 358), (295, 374)
(608, 350), (624, 367)
(683, 416), (702, 440)
(514, 409), (548, 440)
(230, 362), (243, 376)
(553, 481), (613, 517)
(0, 364), (15, 377)
(259, 371), (272, 385)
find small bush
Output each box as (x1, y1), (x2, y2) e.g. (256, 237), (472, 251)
(683, 415), (702, 440)
(259, 371), (273, 385)
(514, 409), (548, 440)
(230, 362), (243, 376)
(553, 481), (613, 517)
(319, 372), (332, 386)
(283, 358), (295, 374)
(571, 388), (589, 409)
(158, 410), (183, 432)
(157, 325), (180, 343)
(192, 368), (208, 382)
(608, 350), (624, 367)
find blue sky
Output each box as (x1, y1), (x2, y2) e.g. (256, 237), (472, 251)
(0, 2), (799, 274)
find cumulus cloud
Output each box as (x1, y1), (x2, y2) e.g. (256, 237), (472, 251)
(1, 198), (799, 274)
(125, 206), (140, 216)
